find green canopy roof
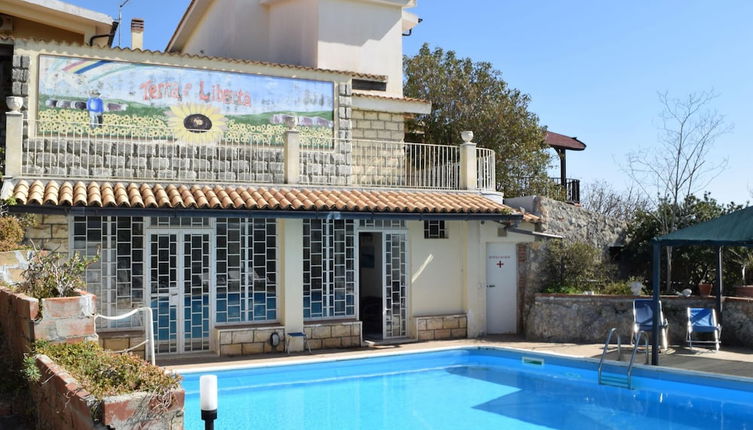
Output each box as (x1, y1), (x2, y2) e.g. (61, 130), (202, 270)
(656, 205), (753, 246)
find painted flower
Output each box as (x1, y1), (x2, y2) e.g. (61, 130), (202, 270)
(167, 103), (227, 144)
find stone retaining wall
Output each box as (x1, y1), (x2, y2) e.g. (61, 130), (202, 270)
(215, 325), (286, 356)
(527, 294), (753, 346)
(32, 354), (184, 429)
(415, 314), (467, 340)
(304, 320), (362, 350)
(0, 287), (98, 363)
(99, 330), (147, 360)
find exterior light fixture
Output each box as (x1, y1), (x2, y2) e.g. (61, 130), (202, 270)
(200, 374), (218, 430)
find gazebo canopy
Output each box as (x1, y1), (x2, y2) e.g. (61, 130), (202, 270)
(650, 204), (753, 365)
(656, 205), (753, 247)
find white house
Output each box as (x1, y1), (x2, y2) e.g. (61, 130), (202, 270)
(1, 0), (539, 357)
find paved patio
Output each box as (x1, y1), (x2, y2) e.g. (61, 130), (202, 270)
(163, 336), (753, 379)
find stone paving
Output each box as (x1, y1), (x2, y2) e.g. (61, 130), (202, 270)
(163, 335), (753, 380)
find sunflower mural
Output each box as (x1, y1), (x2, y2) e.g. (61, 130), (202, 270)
(167, 103), (227, 144)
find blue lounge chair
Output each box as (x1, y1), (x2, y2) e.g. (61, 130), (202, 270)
(633, 299), (669, 351)
(686, 308), (721, 351)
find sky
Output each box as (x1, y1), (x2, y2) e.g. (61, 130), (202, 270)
(65, 0), (753, 204)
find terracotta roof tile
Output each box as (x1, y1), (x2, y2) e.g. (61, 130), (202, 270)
(9, 180), (525, 218)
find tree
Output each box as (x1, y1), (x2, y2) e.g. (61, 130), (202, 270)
(581, 180), (650, 222)
(626, 90), (731, 291)
(403, 44), (552, 196)
(622, 193), (750, 291)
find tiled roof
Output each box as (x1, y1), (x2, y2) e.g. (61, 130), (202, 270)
(352, 92), (431, 105)
(9, 180), (522, 216)
(545, 131), (586, 151)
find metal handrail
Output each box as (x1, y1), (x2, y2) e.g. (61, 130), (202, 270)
(598, 328), (622, 383)
(95, 307), (155, 365)
(627, 330), (650, 386)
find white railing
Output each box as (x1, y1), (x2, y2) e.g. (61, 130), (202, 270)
(476, 147), (496, 191)
(95, 306), (155, 365)
(301, 138), (464, 189)
(22, 121), (496, 191)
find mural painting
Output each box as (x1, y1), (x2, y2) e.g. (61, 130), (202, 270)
(37, 55), (334, 145)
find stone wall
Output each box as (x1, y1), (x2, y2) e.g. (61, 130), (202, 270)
(415, 314), (467, 340)
(506, 196), (628, 334)
(99, 330), (146, 360)
(351, 109), (404, 141)
(0, 287), (98, 363)
(32, 354), (184, 429)
(24, 214), (68, 253)
(304, 320), (362, 349)
(215, 325), (286, 356)
(527, 294), (753, 347)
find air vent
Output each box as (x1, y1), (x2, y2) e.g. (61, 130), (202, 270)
(352, 79), (387, 92)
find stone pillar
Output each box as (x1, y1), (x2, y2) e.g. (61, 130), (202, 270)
(459, 131), (477, 190)
(463, 221), (485, 337)
(278, 218), (304, 351)
(283, 117), (300, 184)
(5, 96), (23, 177)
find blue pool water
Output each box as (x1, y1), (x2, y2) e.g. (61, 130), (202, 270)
(181, 347), (753, 429)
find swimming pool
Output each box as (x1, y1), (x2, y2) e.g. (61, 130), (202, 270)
(180, 347), (753, 429)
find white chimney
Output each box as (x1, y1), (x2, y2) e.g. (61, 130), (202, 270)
(131, 18), (144, 50)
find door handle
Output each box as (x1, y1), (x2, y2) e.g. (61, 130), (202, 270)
(486, 284), (496, 288)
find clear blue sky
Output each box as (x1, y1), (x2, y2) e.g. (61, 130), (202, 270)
(67, 0), (753, 204)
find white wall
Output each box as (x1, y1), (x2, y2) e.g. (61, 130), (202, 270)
(181, 0), (270, 60)
(317, 0), (405, 95)
(406, 219), (537, 338)
(176, 0), (411, 96)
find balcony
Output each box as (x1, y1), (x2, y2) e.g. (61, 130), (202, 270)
(509, 176), (581, 203)
(18, 120), (496, 191)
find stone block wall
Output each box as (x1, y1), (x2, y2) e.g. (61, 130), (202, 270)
(32, 354), (184, 429)
(527, 294), (753, 347)
(0, 250), (31, 285)
(24, 214), (68, 253)
(215, 325), (286, 356)
(304, 320), (362, 349)
(352, 110), (404, 141)
(99, 330), (146, 360)
(0, 287), (98, 363)
(415, 314), (467, 340)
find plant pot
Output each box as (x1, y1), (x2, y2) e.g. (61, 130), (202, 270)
(736, 285), (753, 298)
(698, 283), (713, 297)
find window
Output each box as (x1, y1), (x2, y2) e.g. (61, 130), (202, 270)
(424, 220), (447, 239)
(303, 219), (356, 319)
(215, 218), (277, 323)
(73, 216), (145, 328)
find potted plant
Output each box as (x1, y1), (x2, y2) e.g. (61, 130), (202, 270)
(697, 280), (713, 297)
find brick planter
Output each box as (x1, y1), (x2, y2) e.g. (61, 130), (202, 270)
(33, 354), (184, 430)
(0, 287), (97, 363)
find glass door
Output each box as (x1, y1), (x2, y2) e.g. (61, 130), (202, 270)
(383, 232), (407, 338)
(149, 230), (212, 354)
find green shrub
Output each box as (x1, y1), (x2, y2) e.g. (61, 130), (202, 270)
(542, 241), (615, 294)
(27, 341), (181, 401)
(15, 249), (97, 299)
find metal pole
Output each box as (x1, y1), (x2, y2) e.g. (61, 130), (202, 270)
(717, 246), (724, 326)
(651, 240), (661, 365)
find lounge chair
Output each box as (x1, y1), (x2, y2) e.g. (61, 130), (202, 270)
(633, 299), (669, 351)
(686, 307), (721, 351)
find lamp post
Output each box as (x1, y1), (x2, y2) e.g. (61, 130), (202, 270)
(200, 375), (218, 430)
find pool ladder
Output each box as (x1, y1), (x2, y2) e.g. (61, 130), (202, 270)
(598, 328), (649, 389)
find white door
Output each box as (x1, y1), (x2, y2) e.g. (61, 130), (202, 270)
(486, 242), (518, 334)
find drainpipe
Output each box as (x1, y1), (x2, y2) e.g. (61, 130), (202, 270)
(89, 21), (119, 47)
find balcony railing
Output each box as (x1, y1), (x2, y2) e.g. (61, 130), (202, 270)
(509, 176), (581, 203)
(21, 121), (496, 191)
